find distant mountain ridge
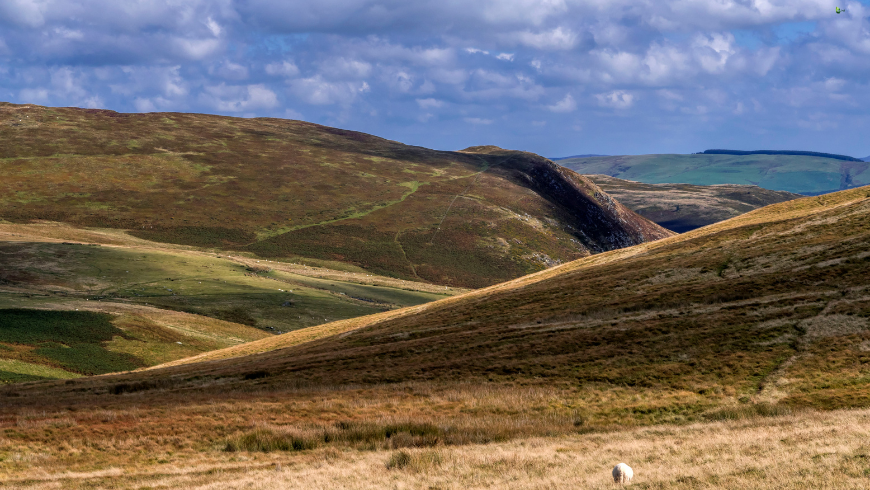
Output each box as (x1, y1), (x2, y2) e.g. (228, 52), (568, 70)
(702, 149), (862, 162)
(550, 154), (609, 160)
(557, 153), (870, 195)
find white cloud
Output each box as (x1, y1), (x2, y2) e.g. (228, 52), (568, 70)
(548, 94), (576, 112)
(513, 26), (577, 50)
(466, 48), (489, 55)
(0, 0), (45, 27)
(319, 58), (372, 79)
(265, 61), (301, 78)
(596, 90), (635, 109)
(496, 53), (514, 61)
(205, 17), (223, 37)
(464, 117), (493, 125)
(693, 32), (736, 74)
(289, 77), (368, 105)
(416, 98), (443, 109)
(203, 84), (279, 112)
(173, 37), (222, 60)
(213, 60), (249, 80)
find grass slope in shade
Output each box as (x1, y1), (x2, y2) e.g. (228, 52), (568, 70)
(558, 153), (870, 195)
(0, 309), (142, 377)
(0, 103), (670, 288)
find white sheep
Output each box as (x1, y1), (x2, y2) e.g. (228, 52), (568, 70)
(612, 463), (633, 484)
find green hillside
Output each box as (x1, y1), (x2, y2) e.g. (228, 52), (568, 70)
(558, 153), (870, 195)
(0, 222), (459, 382)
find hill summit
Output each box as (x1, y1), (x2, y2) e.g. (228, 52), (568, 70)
(0, 102), (672, 288)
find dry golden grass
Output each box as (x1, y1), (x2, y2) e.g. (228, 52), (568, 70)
(5, 407), (870, 489)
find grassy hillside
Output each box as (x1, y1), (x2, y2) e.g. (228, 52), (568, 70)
(0, 186), (869, 487)
(0, 103), (671, 288)
(0, 221), (461, 382)
(587, 175), (802, 232)
(558, 153), (870, 195)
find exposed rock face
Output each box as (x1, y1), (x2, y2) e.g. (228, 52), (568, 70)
(461, 146), (674, 252)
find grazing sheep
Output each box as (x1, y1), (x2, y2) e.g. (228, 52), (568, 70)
(612, 463), (633, 484)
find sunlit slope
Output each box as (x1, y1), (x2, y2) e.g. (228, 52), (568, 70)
(0, 102), (671, 288)
(559, 153), (870, 195)
(111, 185), (870, 413)
(587, 175), (801, 232)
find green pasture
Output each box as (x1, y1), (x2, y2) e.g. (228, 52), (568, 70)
(0, 241), (452, 332)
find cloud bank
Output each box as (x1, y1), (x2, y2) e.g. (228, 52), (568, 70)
(1, 0), (868, 156)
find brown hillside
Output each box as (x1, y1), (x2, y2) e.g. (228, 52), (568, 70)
(5, 186), (869, 415)
(0, 102), (672, 288)
(1, 187), (869, 486)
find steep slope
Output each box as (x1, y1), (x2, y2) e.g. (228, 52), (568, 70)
(558, 153), (870, 195)
(587, 175), (802, 232)
(0, 102), (671, 288)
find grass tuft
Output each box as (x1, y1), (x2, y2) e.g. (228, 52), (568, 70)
(704, 402), (795, 421)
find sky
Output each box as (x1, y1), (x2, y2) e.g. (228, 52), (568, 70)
(1, 0), (869, 158)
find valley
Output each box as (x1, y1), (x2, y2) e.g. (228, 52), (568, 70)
(587, 175), (802, 232)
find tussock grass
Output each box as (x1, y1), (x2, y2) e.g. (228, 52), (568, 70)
(703, 402), (797, 421)
(7, 407), (870, 488)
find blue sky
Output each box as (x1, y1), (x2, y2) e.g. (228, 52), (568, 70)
(1, 0), (869, 158)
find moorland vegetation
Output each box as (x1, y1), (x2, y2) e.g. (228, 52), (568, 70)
(0, 102), (670, 289)
(1, 184), (869, 488)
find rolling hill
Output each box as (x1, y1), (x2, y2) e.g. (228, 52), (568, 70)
(5, 185), (869, 409)
(587, 175), (802, 232)
(0, 102), (671, 289)
(1, 185), (869, 488)
(558, 153), (870, 195)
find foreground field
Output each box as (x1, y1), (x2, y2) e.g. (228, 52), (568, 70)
(3, 402), (870, 489)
